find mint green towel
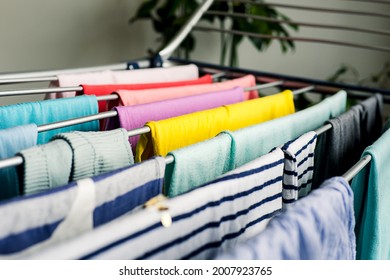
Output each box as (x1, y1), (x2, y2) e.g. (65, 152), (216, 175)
(0, 95), (99, 144)
(351, 123), (390, 260)
(165, 91), (347, 197)
(233, 90), (347, 167)
(165, 131), (236, 197)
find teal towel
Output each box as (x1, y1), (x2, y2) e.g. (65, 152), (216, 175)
(165, 91), (347, 197)
(165, 131), (236, 197)
(233, 90), (347, 167)
(0, 124), (38, 200)
(52, 129), (134, 181)
(0, 95), (99, 144)
(18, 140), (73, 195)
(351, 122), (390, 260)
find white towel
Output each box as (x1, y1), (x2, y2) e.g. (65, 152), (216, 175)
(45, 64), (199, 99)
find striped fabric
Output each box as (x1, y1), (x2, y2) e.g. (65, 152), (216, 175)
(0, 157), (165, 258)
(281, 132), (317, 206)
(27, 149), (285, 260)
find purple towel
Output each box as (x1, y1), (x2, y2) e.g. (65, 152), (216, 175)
(105, 87), (245, 152)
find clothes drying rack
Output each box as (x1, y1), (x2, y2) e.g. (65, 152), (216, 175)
(0, 0), (389, 180)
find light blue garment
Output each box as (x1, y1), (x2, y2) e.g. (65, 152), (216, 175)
(165, 131), (236, 197)
(215, 177), (356, 260)
(165, 91), (346, 195)
(0, 157), (165, 258)
(26, 149), (285, 260)
(0, 95), (99, 144)
(0, 124), (38, 200)
(351, 125), (390, 260)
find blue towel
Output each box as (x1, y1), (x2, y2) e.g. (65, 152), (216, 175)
(165, 91), (346, 195)
(26, 149), (285, 260)
(215, 177), (356, 260)
(0, 95), (99, 144)
(0, 124), (38, 200)
(0, 157), (165, 258)
(351, 124), (390, 259)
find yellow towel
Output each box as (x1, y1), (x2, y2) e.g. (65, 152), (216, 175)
(136, 90), (295, 162)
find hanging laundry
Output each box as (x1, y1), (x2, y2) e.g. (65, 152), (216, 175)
(280, 131), (317, 206)
(0, 157), (165, 258)
(18, 129), (133, 195)
(109, 74), (258, 109)
(18, 139), (72, 195)
(233, 90), (347, 168)
(164, 90), (346, 197)
(165, 131), (236, 197)
(0, 124), (38, 200)
(313, 94), (383, 186)
(105, 87), (245, 153)
(25, 149), (284, 260)
(45, 64), (200, 99)
(215, 177), (356, 260)
(80, 74), (213, 113)
(351, 121), (390, 260)
(136, 90), (294, 162)
(0, 95), (99, 144)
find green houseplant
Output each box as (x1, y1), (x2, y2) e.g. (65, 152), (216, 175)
(130, 0), (298, 67)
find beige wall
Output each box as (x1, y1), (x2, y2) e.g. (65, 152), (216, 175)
(0, 0), (389, 106)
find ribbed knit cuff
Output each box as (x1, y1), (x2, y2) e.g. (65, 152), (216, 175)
(18, 140), (72, 195)
(52, 129), (134, 181)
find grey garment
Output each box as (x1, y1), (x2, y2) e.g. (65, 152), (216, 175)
(359, 93), (383, 148)
(52, 129), (134, 181)
(312, 94), (384, 187)
(18, 140), (72, 195)
(313, 106), (362, 187)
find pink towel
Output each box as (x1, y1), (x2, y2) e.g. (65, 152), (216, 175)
(105, 87), (246, 152)
(45, 64), (200, 99)
(109, 75), (257, 109)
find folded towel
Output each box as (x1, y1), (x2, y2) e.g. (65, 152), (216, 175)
(0, 124), (38, 200)
(0, 95), (99, 144)
(215, 177), (356, 260)
(106, 87), (244, 153)
(136, 90), (294, 162)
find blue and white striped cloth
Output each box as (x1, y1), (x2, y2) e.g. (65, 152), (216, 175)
(215, 177), (356, 260)
(281, 131), (317, 206)
(26, 148), (285, 260)
(0, 157), (165, 258)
